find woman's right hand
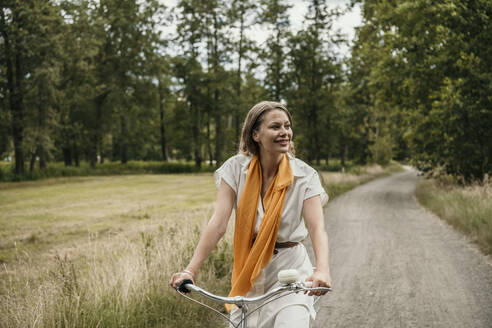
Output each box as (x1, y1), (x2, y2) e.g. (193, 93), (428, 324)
(169, 271), (195, 289)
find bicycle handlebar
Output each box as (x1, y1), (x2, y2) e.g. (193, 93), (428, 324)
(176, 270), (332, 328)
(177, 279), (331, 306)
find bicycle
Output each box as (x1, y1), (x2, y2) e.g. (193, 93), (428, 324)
(176, 269), (332, 328)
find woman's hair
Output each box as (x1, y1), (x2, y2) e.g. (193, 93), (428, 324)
(238, 101), (295, 156)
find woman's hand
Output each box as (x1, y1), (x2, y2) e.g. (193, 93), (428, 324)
(169, 270), (195, 290)
(305, 270), (332, 296)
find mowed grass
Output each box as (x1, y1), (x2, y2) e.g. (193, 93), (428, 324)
(0, 174), (217, 264)
(415, 178), (492, 256)
(0, 174), (233, 328)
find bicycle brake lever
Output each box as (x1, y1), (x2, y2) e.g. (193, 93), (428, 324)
(178, 279), (194, 293)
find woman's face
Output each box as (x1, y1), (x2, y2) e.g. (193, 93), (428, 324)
(253, 109), (293, 156)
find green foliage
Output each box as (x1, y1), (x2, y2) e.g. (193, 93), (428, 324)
(350, 0), (492, 181)
(259, 0), (292, 101)
(1, 0), (490, 182)
(369, 134), (393, 166)
(286, 1), (343, 164)
(313, 158), (354, 172)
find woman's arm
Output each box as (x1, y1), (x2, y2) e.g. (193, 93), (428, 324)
(303, 195), (332, 296)
(169, 179), (236, 288)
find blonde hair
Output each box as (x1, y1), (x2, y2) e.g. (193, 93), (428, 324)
(238, 101), (295, 156)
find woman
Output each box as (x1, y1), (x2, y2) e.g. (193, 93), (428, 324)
(170, 101), (332, 327)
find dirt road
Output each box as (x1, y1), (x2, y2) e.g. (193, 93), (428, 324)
(308, 169), (492, 328)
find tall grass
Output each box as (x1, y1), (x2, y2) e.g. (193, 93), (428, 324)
(0, 163), (403, 327)
(415, 176), (492, 255)
(1, 210), (233, 328)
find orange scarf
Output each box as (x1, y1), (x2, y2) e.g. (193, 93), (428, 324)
(226, 154), (293, 311)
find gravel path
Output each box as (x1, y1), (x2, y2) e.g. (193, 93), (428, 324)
(307, 168), (492, 328)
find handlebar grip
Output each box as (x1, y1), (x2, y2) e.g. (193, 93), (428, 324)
(304, 281), (313, 288)
(178, 279), (194, 293)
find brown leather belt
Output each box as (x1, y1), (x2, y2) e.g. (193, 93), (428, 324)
(251, 235), (299, 254)
(274, 241), (299, 249)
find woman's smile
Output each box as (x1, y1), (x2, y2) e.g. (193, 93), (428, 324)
(275, 139), (290, 146)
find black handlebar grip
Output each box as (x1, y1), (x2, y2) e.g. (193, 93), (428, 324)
(177, 279), (194, 293)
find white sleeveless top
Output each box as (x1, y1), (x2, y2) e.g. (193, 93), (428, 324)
(214, 154), (328, 243)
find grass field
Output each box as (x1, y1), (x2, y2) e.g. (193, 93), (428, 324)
(1, 174), (232, 327)
(0, 163), (401, 327)
(415, 177), (492, 256)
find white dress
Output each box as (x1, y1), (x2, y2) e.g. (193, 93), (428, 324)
(214, 154), (328, 327)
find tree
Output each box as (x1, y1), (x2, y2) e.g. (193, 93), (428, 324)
(24, 1), (64, 171)
(175, 0), (211, 168)
(259, 0), (291, 101)
(1, 1), (29, 174)
(287, 0), (342, 164)
(202, 0), (230, 166)
(352, 0), (492, 179)
(228, 0), (257, 148)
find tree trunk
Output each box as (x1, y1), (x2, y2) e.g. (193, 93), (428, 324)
(39, 148), (46, 169)
(213, 80), (222, 166)
(158, 77), (168, 161)
(120, 114), (128, 164)
(340, 136), (346, 168)
(89, 133), (97, 168)
(2, 10), (25, 175)
(29, 148), (36, 172)
(191, 103), (202, 168)
(206, 112), (213, 165)
(73, 140), (80, 167)
(274, 27), (281, 101)
(235, 13), (244, 151)
(92, 91), (108, 166)
(36, 95), (47, 169)
(99, 138), (104, 164)
(212, 14), (223, 167)
(214, 106), (222, 166)
(63, 147), (72, 166)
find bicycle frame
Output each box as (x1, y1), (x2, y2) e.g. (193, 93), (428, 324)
(177, 279), (331, 328)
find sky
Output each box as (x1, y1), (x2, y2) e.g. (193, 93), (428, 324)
(161, 0), (362, 57)
(289, 0), (363, 56)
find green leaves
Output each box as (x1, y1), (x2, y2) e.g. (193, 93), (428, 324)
(349, 0), (492, 180)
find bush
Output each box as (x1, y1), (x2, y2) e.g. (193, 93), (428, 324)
(369, 135), (393, 166)
(0, 161), (217, 183)
(313, 158), (355, 172)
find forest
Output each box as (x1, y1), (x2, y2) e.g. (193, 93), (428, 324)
(1, 0), (491, 182)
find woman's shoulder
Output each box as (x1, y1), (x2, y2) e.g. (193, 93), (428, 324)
(222, 153), (252, 169)
(214, 154), (251, 189)
(289, 156), (317, 178)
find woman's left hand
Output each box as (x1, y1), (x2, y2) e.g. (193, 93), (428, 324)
(305, 270), (332, 296)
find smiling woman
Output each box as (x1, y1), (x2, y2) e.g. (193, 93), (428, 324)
(170, 101), (331, 327)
